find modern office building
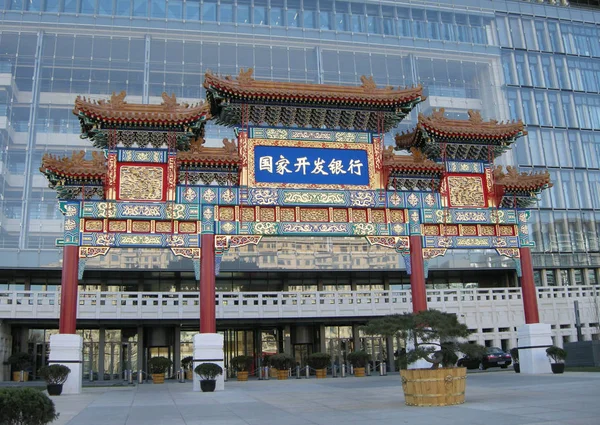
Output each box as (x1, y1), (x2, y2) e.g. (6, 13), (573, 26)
(0, 0), (599, 381)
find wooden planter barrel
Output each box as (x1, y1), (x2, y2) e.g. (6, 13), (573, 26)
(400, 367), (467, 407)
(354, 367), (365, 377)
(12, 371), (28, 382)
(152, 373), (165, 384)
(315, 368), (327, 379)
(237, 371), (249, 381)
(277, 369), (288, 380)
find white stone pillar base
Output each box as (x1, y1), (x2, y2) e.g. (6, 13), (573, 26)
(192, 333), (224, 392)
(517, 323), (553, 374)
(406, 337), (437, 370)
(49, 334), (83, 394)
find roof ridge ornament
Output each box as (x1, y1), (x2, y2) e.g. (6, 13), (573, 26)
(108, 91), (127, 109)
(237, 68), (254, 85)
(360, 75), (377, 93)
(161, 92), (178, 110)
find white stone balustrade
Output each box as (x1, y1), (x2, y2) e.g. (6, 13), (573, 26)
(0, 287), (598, 336)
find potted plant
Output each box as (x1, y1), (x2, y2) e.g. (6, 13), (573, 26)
(307, 352), (331, 378)
(231, 355), (253, 381)
(148, 356), (172, 384)
(510, 348), (520, 373)
(363, 309), (486, 406)
(268, 353), (294, 380)
(194, 362), (223, 392)
(181, 356), (193, 380)
(546, 346), (567, 374)
(0, 387), (58, 425)
(347, 350), (371, 377)
(5, 352), (32, 382)
(39, 364), (71, 396)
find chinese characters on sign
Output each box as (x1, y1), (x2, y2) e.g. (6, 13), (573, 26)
(254, 146), (370, 186)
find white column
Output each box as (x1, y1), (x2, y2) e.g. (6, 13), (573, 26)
(192, 333), (224, 392)
(49, 334), (83, 394)
(517, 323), (552, 374)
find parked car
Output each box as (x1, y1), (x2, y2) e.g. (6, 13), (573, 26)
(457, 347), (512, 370)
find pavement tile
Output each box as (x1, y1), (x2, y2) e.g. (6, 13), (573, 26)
(35, 370), (600, 425)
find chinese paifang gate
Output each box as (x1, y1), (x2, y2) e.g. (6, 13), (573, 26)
(40, 69), (553, 392)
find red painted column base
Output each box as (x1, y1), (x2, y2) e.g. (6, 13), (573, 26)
(409, 235), (427, 313)
(519, 247), (540, 324)
(59, 245), (79, 334)
(200, 234), (216, 333)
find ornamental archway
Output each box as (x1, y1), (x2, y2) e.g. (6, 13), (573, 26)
(40, 70), (552, 392)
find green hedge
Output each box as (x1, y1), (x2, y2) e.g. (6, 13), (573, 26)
(0, 387), (58, 425)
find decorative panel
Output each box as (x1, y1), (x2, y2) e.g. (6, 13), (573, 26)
(280, 208), (295, 222)
(241, 207), (255, 222)
(499, 225), (515, 236)
(300, 208), (328, 222)
(447, 175), (485, 207)
(84, 220), (103, 232)
(108, 220), (127, 232)
(155, 221), (173, 233)
(332, 209), (348, 222)
(441, 225), (459, 236)
(479, 225), (495, 236)
(352, 209), (367, 223)
(460, 225), (477, 236)
(219, 207), (235, 221)
(423, 225), (440, 236)
(117, 164), (166, 201)
(260, 207), (276, 222)
(179, 222), (197, 233)
(371, 209), (385, 223)
(131, 221), (151, 233)
(390, 210), (404, 223)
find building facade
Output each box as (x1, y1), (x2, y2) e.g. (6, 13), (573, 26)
(0, 0), (599, 381)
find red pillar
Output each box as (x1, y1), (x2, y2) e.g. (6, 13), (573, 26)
(519, 247), (540, 324)
(59, 245), (79, 334)
(409, 235), (427, 313)
(200, 234), (216, 333)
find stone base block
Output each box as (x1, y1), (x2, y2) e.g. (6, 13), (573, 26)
(517, 323), (553, 374)
(49, 334), (83, 394)
(192, 333), (224, 392)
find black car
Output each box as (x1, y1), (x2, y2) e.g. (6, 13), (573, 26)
(457, 347), (512, 370)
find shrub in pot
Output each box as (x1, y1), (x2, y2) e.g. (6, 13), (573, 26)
(181, 356), (193, 379)
(148, 356), (172, 384)
(5, 352), (32, 382)
(307, 352), (331, 378)
(231, 355), (253, 381)
(546, 346), (567, 374)
(363, 309), (486, 406)
(510, 348), (520, 373)
(39, 364), (71, 396)
(0, 387), (58, 425)
(194, 362), (223, 392)
(268, 353), (294, 380)
(347, 350), (370, 377)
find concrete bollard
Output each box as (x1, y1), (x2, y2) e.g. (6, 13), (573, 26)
(366, 364), (371, 376)
(341, 364), (346, 378)
(305, 365), (310, 379)
(138, 370), (144, 384)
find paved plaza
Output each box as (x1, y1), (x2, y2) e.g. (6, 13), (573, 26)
(46, 371), (600, 425)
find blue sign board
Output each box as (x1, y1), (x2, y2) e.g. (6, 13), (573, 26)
(254, 146), (370, 186)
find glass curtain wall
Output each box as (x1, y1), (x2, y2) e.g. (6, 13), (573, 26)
(0, 1), (599, 277)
